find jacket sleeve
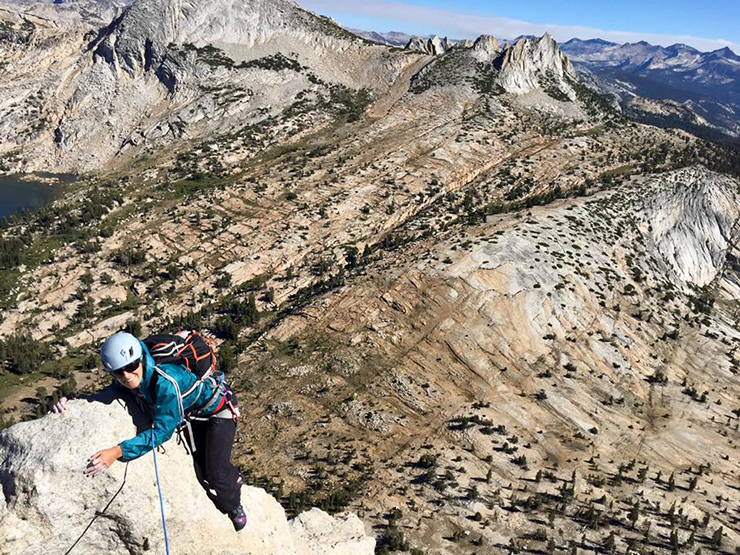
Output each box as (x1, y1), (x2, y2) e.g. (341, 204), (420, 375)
(118, 375), (182, 462)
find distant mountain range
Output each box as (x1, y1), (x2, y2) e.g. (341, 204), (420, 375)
(352, 30), (740, 143)
(348, 29), (414, 47)
(560, 38), (740, 142)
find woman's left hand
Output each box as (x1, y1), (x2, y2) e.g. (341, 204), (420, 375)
(85, 445), (123, 476)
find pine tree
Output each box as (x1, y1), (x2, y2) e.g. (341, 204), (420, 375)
(628, 502), (640, 529)
(467, 484), (479, 500)
(710, 527), (723, 549)
(603, 531), (616, 553)
(637, 466), (648, 482)
(669, 528), (680, 554)
(688, 475), (698, 491)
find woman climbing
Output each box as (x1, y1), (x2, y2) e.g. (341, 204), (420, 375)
(53, 331), (247, 531)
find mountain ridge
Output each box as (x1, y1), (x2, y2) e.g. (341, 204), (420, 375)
(2, 2), (740, 554)
(0, 0), (419, 172)
(352, 27), (740, 141)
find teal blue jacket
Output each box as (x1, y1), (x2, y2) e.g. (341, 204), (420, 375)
(118, 341), (224, 461)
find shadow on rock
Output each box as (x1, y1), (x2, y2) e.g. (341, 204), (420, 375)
(80, 386), (151, 434)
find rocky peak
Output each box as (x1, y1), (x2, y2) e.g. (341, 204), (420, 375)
(469, 34), (500, 61)
(432, 35), (452, 53)
(666, 43), (700, 54)
(405, 34), (451, 56)
(707, 46), (740, 62)
(474, 34), (500, 51)
(405, 36), (426, 52)
(0, 393), (375, 554)
(409, 32), (586, 105)
(94, 0), (316, 76)
(0, 0), (417, 172)
(495, 33), (578, 97)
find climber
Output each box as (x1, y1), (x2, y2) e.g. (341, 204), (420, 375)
(52, 331), (247, 531)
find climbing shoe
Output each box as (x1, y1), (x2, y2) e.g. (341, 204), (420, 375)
(229, 505), (247, 531)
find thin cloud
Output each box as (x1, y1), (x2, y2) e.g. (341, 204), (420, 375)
(300, 0), (740, 53)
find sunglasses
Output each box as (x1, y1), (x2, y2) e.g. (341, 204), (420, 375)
(113, 359), (141, 377)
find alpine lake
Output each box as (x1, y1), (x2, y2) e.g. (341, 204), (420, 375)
(0, 173), (74, 220)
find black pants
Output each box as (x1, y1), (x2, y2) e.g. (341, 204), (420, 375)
(183, 412), (241, 514)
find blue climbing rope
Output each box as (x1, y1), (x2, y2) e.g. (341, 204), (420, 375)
(151, 429), (171, 555)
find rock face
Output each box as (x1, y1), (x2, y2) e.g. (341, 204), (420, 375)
(95, 0), (332, 79)
(2, 0), (128, 23)
(405, 34), (450, 56)
(0, 392), (375, 555)
(469, 34), (499, 60)
(0, 0), (416, 172)
(496, 33), (578, 97)
(640, 165), (740, 286)
(234, 164), (740, 552)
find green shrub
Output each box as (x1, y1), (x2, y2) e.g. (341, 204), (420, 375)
(375, 525), (409, 554)
(0, 332), (53, 374)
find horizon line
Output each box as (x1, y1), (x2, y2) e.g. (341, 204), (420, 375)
(301, 0), (740, 56)
(348, 27), (739, 55)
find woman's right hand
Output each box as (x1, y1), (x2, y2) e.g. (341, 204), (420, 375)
(85, 445), (122, 476)
(50, 397), (68, 414)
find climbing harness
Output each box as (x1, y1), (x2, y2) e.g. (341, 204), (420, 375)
(153, 364), (232, 454)
(225, 387), (244, 444)
(226, 388), (240, 424)
(64, 462), (129, 555)
(191, 372), (229, 417)
(152, 428), (171, 555)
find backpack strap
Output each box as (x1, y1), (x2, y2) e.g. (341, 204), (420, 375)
(180, 376), (204, 398)
(153, 366), (185, 423)
(149, 339), (182, 359)
(189, 373), (227, 418)
(153, 365), (197, 454)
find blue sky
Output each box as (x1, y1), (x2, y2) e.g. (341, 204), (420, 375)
(300, 0), (740, 53)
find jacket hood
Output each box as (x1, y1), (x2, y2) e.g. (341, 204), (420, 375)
(138, 339), (156, 389)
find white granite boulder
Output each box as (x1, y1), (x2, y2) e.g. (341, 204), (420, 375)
(0, 391), (374, 555)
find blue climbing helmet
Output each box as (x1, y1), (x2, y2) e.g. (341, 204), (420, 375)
(101, 332), (143, 372)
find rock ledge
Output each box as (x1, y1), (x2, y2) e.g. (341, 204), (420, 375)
(0, 392), (375, 555)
